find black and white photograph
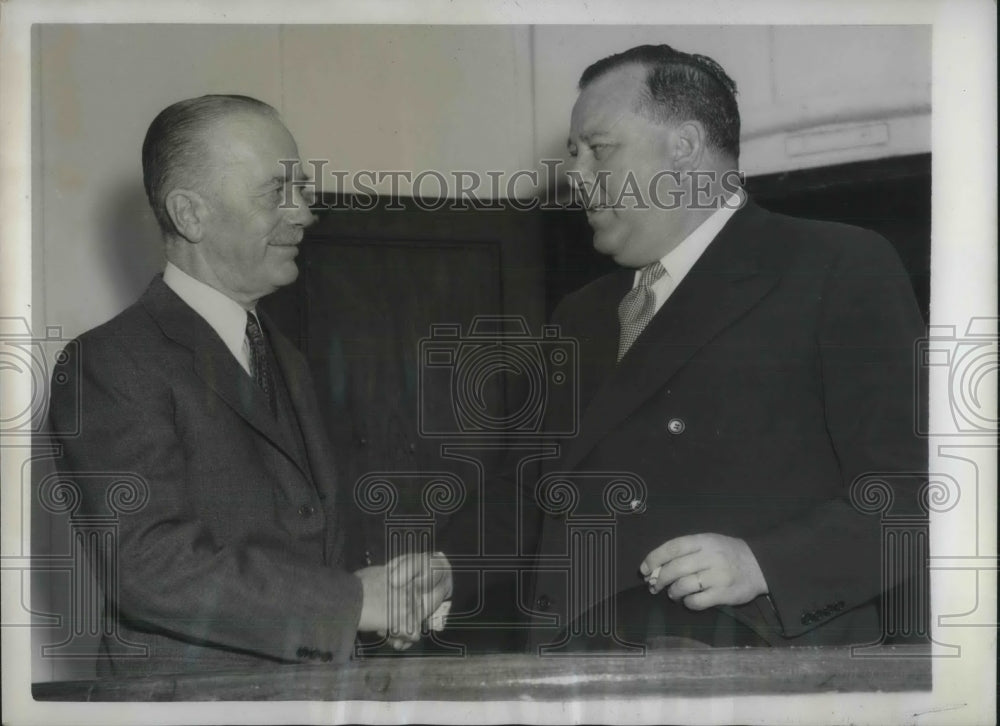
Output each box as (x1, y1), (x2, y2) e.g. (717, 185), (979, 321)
(0, 1), (995, 724)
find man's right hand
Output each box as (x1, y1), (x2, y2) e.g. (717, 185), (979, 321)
(354, 551), (452, 649)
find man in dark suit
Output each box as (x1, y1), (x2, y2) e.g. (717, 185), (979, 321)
(47, 95), (450, 676)
(521, 45), (926, 650)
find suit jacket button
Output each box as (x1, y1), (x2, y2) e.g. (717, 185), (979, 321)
(364, 550), (374, 566)
(536, 595), (553, 612)
(298, 504), (316, 517)
(667, 418), (685, 435)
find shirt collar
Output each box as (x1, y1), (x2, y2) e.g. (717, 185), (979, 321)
(646, 191), (744, 287)
(163, 261), (254, 365)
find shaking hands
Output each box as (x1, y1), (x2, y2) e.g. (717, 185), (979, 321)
(355, 551), (453, 650)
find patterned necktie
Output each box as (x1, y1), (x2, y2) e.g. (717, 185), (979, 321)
(245, 311), (277, 416)
(617, 261), (666, 361)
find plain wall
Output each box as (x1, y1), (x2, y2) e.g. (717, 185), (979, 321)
(532, 25), (931, 176)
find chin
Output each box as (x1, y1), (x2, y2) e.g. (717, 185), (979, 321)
(591, 229), (628, 262)
(273, 262), (300, 288)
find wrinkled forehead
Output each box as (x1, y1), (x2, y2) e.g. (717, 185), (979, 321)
(570, 64), (648, 138)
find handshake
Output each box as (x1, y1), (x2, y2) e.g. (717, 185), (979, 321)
(354, 551), (453, 650)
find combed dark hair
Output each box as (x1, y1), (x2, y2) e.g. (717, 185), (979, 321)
(579, 44), (740, 160)
(141, 94), (277, 236)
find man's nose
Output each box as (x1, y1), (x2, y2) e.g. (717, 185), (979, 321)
(566, 155), (596, 197)
(288, 186), (318, 227)
(296, 204), (318, 228)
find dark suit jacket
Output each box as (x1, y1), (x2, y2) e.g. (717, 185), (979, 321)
(524, 199), (926, 649)
(48, 276), (362, 676)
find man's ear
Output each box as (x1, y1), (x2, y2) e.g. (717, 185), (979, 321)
(670, 120), (708, 172)
(164, 188), (209, 242)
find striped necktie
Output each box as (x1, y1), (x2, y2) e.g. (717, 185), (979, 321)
(617, 261), (666, 361)
(245, 311), (277, 416)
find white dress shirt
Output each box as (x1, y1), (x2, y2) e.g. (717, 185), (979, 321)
(163, 262), (257, 376)
(634, 192), (744, 313)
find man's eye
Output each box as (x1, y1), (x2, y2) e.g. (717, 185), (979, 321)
(591, 144), (609, 159)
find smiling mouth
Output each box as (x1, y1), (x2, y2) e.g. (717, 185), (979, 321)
(270, 232), (304, 247)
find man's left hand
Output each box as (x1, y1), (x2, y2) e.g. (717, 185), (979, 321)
(639, 533), (768, 610)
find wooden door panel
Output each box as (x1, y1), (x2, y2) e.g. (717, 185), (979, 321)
(263, 198), (545, 567)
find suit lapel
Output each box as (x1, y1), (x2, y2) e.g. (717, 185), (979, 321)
(141, 277), (310, 478)
(560, 201), (779, 472)
(261, 312), (345, 561)
(570, 269), (633, 411)
(262, 313), (336, 493)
